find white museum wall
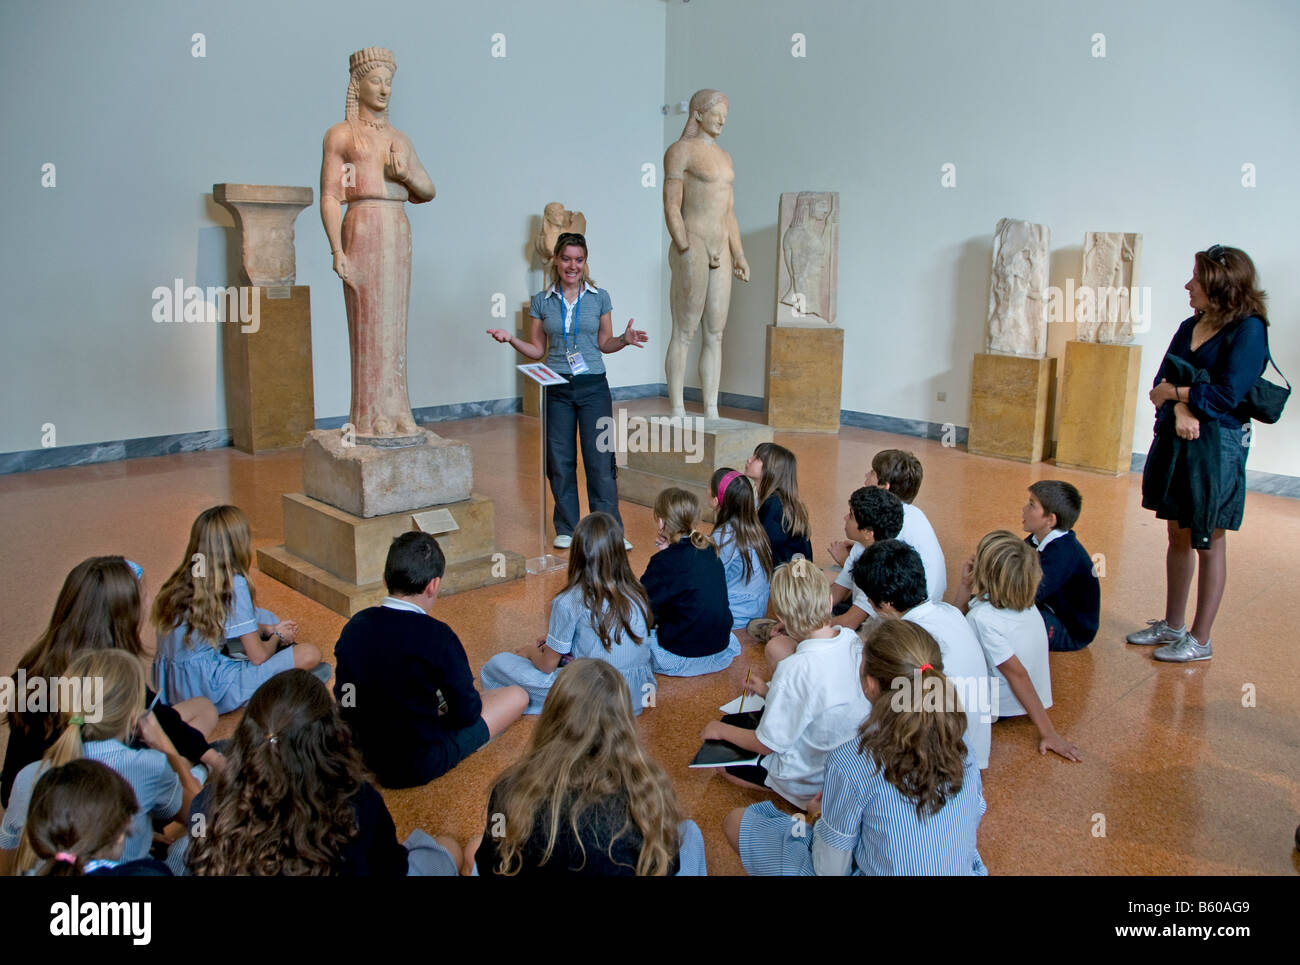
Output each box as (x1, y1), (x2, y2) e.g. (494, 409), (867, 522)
(663, 0), (1300, 478)
(0, 0), (667, 455)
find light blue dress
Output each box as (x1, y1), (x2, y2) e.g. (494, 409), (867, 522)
(715, 523), (771, 629)
(739, 741), (987, 876)
(152, 575), (296, 714)
(481, 585), (657, 715)
(1, 740), (182, 863)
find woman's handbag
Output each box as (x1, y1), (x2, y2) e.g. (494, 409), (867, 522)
(1242, 349), (1290, 424)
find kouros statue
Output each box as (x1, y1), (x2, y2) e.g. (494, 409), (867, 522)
(664, 89), (750, 419)
(320, 47), (435, 443)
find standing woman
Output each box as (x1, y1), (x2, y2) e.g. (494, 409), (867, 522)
(1131, 245), (1270, 662)
(488, 233), (648, 549)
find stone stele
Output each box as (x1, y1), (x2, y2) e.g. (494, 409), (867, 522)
(775, 191), (838, 325)
(1077, 231), (1142, 344)
(986, 218), (1050, 358)
(213, 183), (314, 287)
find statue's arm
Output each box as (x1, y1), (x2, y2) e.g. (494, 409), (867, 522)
(395, 133), (436, 203)
(726, 189), (749, 281)
(321, 130), (348, 277)
(663, 143), (689, 252)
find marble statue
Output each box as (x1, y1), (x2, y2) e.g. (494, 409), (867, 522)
(1078, 231), (1141, 344)
(320, 47), (435, 443)
(213, 184), (314, 287)
(776, 191), (838, 325)
(986, 218), (1050, 358)
(664, 89), (750, 419)
(534, 202), (587, 265)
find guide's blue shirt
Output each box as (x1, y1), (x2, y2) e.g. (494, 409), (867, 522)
(530, 282), (612, 376)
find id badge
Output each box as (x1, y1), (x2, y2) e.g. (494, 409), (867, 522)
(567, 351), (590, 375)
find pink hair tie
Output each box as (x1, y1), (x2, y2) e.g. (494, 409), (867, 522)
(716, 470), (742, 502)
(54, 852), (77, 864)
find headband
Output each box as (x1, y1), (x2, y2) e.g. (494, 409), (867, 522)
(918, 664), (933, 672)
(716, 470), (741, 502)
(55, 852), (77, 864)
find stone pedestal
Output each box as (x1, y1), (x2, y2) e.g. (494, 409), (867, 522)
(257, 492), (524, 616)
(303, 429), (472, 518)
(968, 353), (1056, 463)
(1055, 341), (1143, 475)
(222, 286), (316, 454)
(618, 416), (773, 523)
(213, 183), (314, 287)
(764, 325), (843, 432)
(518, 302), (540, 417)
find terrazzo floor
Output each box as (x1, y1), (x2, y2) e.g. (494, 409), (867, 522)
(2, 398), (1298, 875)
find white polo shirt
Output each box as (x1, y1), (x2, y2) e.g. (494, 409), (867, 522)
(756, 626), (872, 806)
(833, 543), (876, 619)
(966, 598), (1052, 719)
(901, 503), (948, 604)
(901, 601), (992, 769)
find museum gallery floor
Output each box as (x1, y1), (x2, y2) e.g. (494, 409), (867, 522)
(1, 398), (1297, 876)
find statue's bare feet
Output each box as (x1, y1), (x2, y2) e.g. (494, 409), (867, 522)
(670, 406), (686, 419)
(705, 406), (719, 420)
(395, 414), (418, 435)
(354, 420), (375, 437)
(371, 416), (394, 436)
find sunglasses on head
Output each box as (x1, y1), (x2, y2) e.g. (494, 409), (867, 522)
(1205, 244), (1229, 265)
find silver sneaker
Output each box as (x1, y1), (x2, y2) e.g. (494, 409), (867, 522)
(1153, 634), (1212, 663)
(1126, 619), (1186, 646)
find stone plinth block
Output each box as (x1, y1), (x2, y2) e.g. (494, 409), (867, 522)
(1055, 341), (1143, 475)
(257, 491), (523, 617)
(303, 429), (472, 518)
(764, 325), (844, 432)
(968, 353), (1056, 463)
(222, 286), (315, 454)
(619, 416), (773, 522)
(213, 183), (314, 287)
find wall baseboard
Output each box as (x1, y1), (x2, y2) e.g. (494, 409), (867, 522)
(4, 388), (1297, 499)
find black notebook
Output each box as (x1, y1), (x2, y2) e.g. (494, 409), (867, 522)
(689, 739), (761, 769)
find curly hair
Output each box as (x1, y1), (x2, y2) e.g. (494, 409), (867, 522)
(151, 505), (254, 650)
(486, 659), (683, 876)
(187, 670), (369, 876)
(858, 620), (968, 820)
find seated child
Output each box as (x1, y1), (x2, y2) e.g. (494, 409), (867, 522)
(1, 650), (200, 876)
(853, 539), (991, 770)
(4, 555), (221, 810)
(641, 488), (740, 677)
(725, 619), (987, 875)
(957, 531), (1081, 762)
(825, 486), (904, 637)
(186, 670), (462, 876)
(745, 442), (814, 565)
(867, 449), (948, 603)
(1022, 480), (1101, 652)
(334, 532), (527, 788)
(472, 658), (706, 876)
(151, 505), (324, 714)
(482, 511), (656, 715)
(19, 759), (172, 876)
(700, 557), (871, 810)
(709, 468), (773, 635)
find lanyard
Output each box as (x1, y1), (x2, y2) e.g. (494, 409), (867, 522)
(561, 288), (584, 353)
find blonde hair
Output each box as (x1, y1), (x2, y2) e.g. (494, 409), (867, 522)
(152, 505), (254, 649)
(15, 650), (145, 872)
(486, 660), (683, 876)
(654, 488), (715, 553)
(768, 555), (831, 641)
(969, 530), (1040, 611)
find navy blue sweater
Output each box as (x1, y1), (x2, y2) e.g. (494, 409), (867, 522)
(1156, 315), (1268, 430)
(641, 541), (733, 657)
(334, 607), (483, 788)
(758, 495), (814, 566)
(1027, 531), (1100, 645)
